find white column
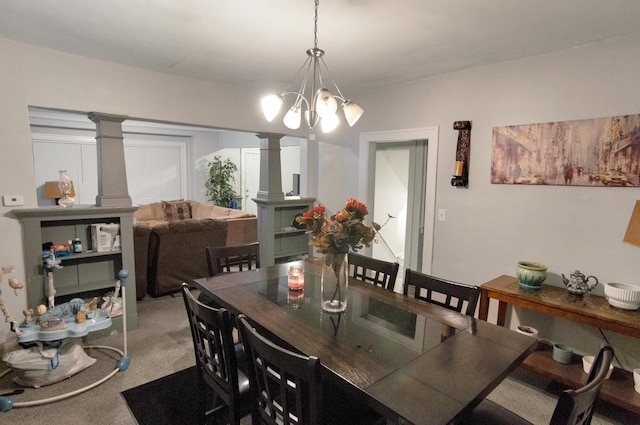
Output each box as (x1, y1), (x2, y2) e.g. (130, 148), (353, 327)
(255, 133), (285, 201)
(88, 112), (132, 207)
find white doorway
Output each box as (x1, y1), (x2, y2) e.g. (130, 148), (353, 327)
(242, 149), (260, 215)
(372, 141), (428, 291)
(359, 127), (439, 286)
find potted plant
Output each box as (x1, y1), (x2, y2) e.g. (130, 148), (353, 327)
(205, 155), (238, 207)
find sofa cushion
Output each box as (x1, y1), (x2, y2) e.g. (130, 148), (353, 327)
(162, 200), (192, 221)
(134, 203), (161, 222)
(192, 202), (253, 220)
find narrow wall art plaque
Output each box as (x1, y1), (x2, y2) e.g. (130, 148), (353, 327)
(491, 114), (640, 186)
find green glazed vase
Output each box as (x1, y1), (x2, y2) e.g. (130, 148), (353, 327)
(517, 261), (548, 290)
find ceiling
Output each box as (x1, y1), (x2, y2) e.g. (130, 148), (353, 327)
(2, 0), (640, 96)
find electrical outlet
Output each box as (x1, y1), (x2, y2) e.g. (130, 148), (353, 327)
(438, 209), (446, 222)
(3, 195), (24, 206)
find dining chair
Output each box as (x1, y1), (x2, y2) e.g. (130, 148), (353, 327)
(348, 252), (400, 291)
(206, 241), (260, 276)
(181, 284), (253, 425)
(403, 268), (480, 316)
(237, 315), (386, 425)
(463, 344), (614, 425)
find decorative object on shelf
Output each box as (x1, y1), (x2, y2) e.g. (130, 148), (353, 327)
(492, 114), (640, 187)
(205, 155), (238, 207)
(603, 281), (640, 310)
(260, 0), (363, 133)
(44, 179), (76, 206)
(72, 238), (83, 253)
(516, 261), (547, 290)
(515, 325), (538, 337)
(562, 270), (598, 296)
(297, 199), (379, 313)
(287, 265), (305, 290)
(56, 170), (76, 207)
(552, 343), (573, 364)
(451, 121), (471, 187)
(582, 355), (613, 379)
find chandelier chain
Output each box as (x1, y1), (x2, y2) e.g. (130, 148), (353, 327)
(313, 0), (319, 49)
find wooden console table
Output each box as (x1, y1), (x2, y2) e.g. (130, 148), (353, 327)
(479, 275), (640, 414)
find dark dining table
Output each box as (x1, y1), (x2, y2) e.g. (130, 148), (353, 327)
(193, 259), (538, 425)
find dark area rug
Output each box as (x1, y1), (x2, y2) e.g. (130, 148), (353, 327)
(121, 366), (200, 425)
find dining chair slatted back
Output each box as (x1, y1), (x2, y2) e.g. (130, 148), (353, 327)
(463, 345), (614, 425)
(206, 241), (260, 276)
(348, 252), (400, 291)
(181, 284), (253, 425)
(238, 315), (322, 425)
(549, 344), (614, 425)
(403, 269), (480, 316)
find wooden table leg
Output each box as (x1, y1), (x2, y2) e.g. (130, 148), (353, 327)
(478, 288), (490, 321)
(478, 289), (507, 327)
(496, 301), (507, 327)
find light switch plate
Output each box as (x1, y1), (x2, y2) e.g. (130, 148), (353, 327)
(3, 195), (24, 206)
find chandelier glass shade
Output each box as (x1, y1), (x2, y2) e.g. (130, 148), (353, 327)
(260, 0), (363, 133)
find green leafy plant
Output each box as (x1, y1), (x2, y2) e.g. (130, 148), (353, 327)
(205, 155), (238, 207)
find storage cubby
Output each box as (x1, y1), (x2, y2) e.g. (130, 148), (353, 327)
(254, 197), (315, 265)
(12, 205), (138, 332)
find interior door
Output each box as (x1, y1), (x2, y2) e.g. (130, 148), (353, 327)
(242, 149), (260, 215)
(371, 141), (428, 292)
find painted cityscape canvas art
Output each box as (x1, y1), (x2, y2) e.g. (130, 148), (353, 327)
(491, 114), (640, 186)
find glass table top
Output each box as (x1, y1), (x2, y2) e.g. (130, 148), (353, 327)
(242, 272), (461, 369)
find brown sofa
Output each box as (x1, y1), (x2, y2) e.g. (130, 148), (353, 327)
(133, 200), (257, 298)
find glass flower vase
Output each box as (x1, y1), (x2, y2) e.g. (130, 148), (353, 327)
(320, 253), (349, 313)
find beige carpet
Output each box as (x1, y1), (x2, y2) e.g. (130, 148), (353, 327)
(0, 292), (635, 425)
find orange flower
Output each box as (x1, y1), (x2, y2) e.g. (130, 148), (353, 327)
(298, 198), (379, 256)
(335, 209), (349, 222)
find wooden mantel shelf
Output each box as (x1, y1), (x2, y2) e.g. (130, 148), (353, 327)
(479, 275), (640, 414)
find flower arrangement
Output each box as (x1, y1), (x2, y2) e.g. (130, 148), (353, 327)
(297, 198), (381, 311)
(296, 198), (380, 258)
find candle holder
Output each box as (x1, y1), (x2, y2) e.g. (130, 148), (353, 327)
(288, 265), (305, 290)
(288, 288), (304, 309)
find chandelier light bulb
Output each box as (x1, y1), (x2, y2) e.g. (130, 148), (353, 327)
(315, 88), (338, 118)
(321, 112), (339, 133)
(261, 94), (283, 122)
(283, 106), (302, 129)
(343, 101), (364, 127)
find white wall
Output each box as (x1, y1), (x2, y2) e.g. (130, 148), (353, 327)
(338, 33), (640, 368)
(1, 33), (639, 370)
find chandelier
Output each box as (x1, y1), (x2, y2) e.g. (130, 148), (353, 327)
(260, 0), (363, 133)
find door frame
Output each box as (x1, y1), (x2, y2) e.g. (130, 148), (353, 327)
(358, 127), (439, 274)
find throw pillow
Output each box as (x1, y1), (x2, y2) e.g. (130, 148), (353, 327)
(162, 200), (192, 221)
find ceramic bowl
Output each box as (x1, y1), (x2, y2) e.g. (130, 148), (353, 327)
(582, 355), (613, 379)
(516, 261), (547, 290)
(603, 282), (640, 310)
(516, 325), (538, 337)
